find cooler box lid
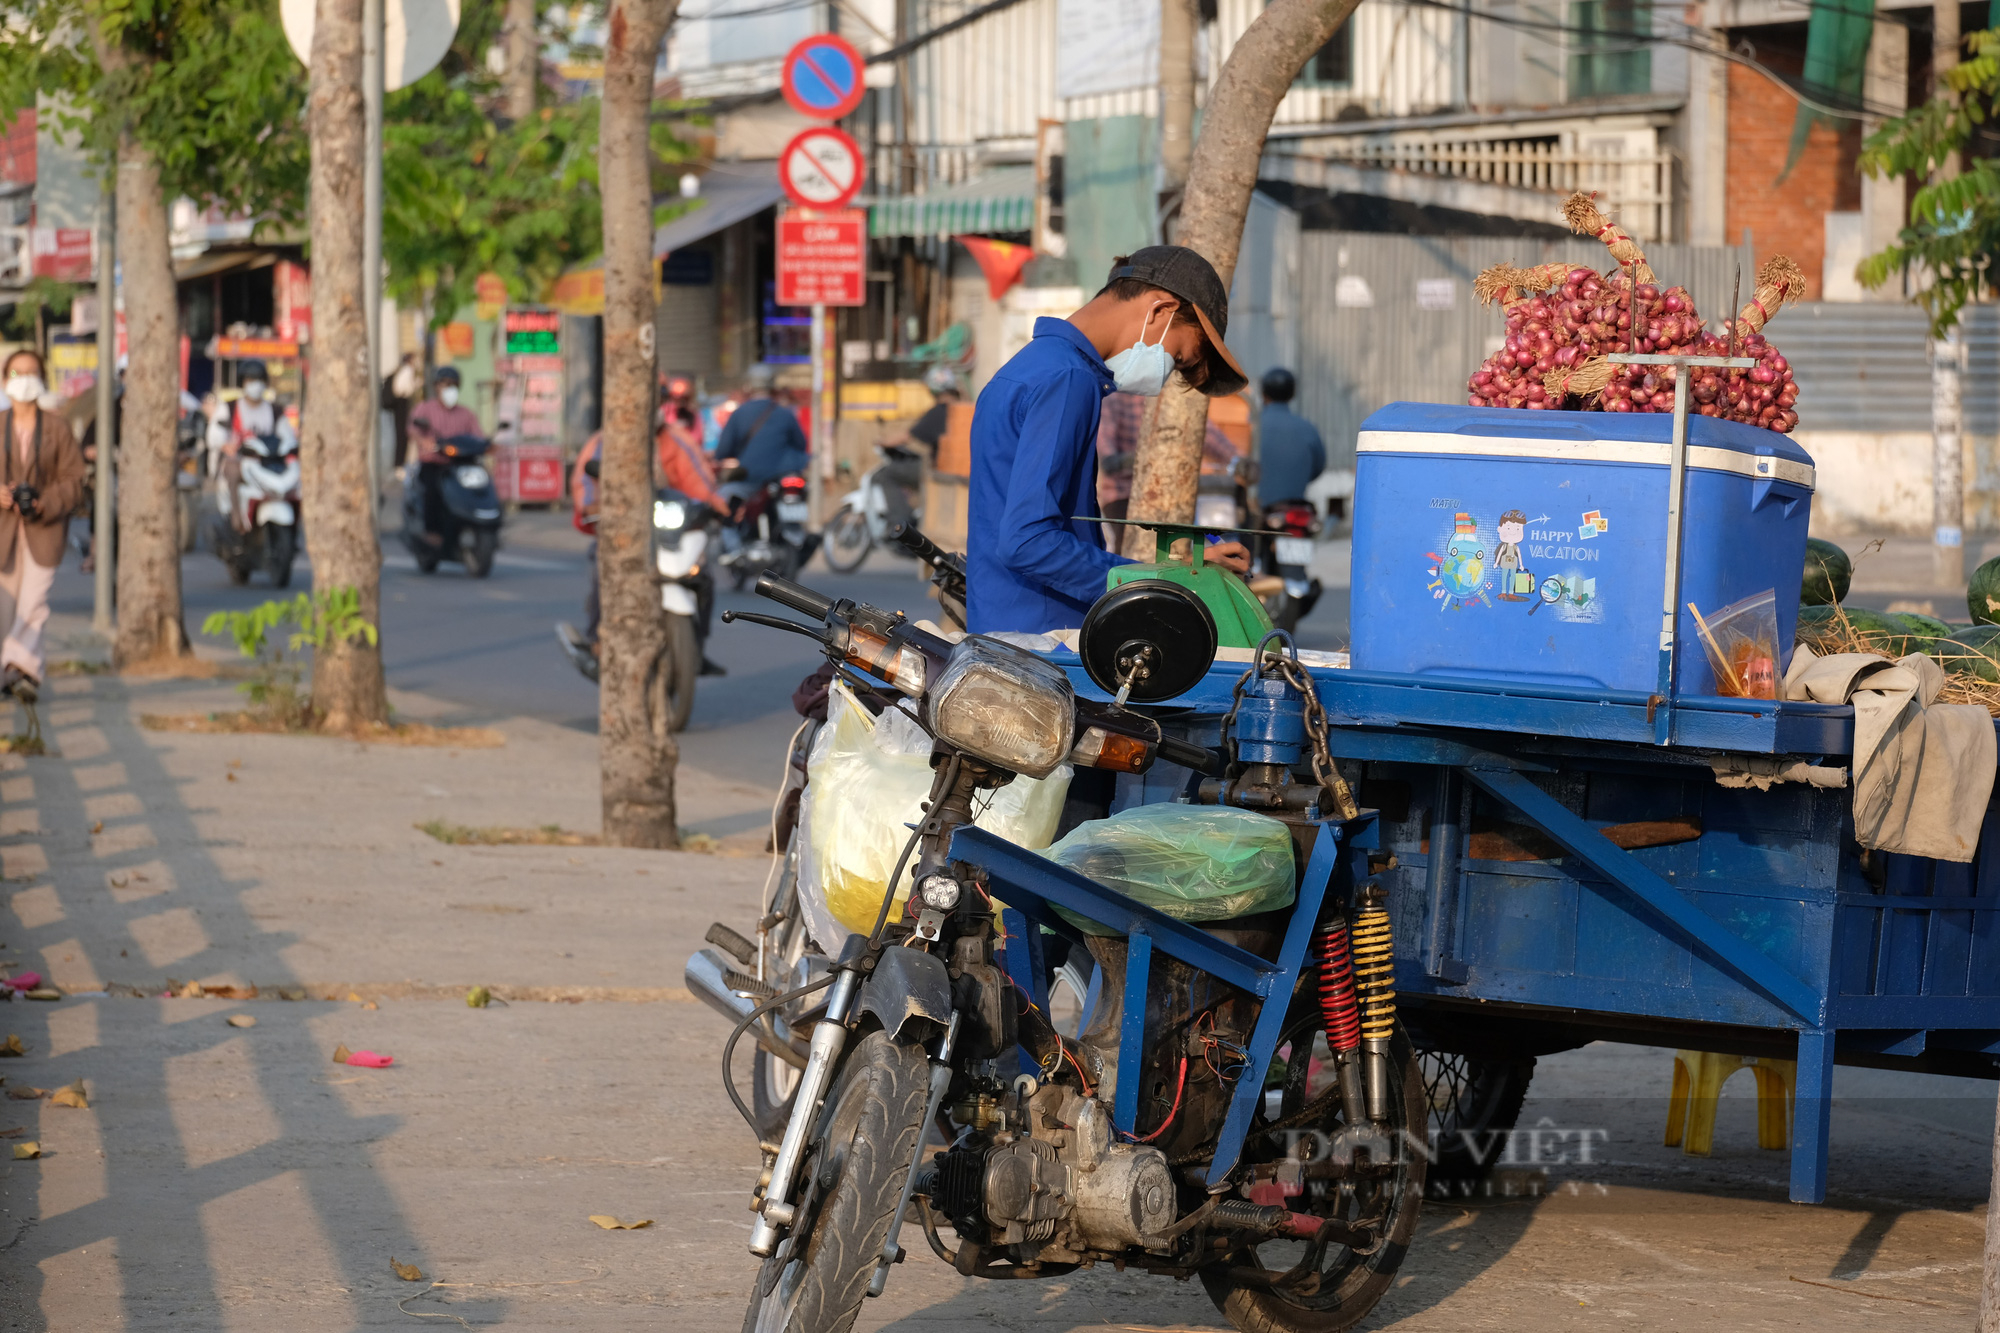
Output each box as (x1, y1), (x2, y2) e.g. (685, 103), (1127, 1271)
(1356, 403), (1815, 491)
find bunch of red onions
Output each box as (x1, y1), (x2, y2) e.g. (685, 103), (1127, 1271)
(1466, 267), (1801, 433)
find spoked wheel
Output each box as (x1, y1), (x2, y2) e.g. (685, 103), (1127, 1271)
(1418, 1050), (1536, 1196)
(1201, 1022), (1426, 1333)
(820, 509), (872, 573)
(742, 1028), (929, 1333)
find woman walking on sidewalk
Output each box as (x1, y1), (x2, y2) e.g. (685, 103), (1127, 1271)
(0, 350), (86, 701)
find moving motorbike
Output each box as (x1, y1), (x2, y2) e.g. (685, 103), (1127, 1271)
(702, 572), (1424, 1333)
(554, 482), (717, 733)
(1254, 500), (1324, 632)
(211, 430), (302, 587)
(404, 433), (503, 577)
(719, 463), (813, 589)
(821, 445), (922, 574)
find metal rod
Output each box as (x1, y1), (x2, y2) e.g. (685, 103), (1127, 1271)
(748, 966), (861, 1257)
(92, 182), (115, 636)
(363, 0), (384, 517)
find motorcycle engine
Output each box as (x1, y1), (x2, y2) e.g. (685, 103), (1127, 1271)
(929, 1082), (1176, 1262)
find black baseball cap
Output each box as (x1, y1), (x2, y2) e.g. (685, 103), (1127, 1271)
(1107, 245), (1249, 396)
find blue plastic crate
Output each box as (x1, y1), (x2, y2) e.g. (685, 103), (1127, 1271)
(1351, 403), (1816, 696)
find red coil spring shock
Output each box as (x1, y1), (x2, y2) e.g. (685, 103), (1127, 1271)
(1315, 920), (1361, 1053)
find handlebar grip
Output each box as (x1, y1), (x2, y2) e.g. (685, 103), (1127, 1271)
(755, 573), (835, 620)
(1156, 736), (1222, 775)
(887, 522), (938, 560)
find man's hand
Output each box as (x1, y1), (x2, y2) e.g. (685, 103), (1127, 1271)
(1207, 540), (1250, 575)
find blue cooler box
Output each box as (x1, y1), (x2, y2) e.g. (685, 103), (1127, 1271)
(1350, 403), (1815, 696)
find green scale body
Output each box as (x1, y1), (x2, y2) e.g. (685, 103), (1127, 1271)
(1105, 523), (1274, 649)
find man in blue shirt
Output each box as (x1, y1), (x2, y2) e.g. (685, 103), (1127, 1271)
(716, 363), (809, 490)
(1255, 367), (1328, 510)
(968, 247), (1252, 634)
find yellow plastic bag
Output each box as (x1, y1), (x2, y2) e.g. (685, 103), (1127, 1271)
(800, 683), (1072, 941)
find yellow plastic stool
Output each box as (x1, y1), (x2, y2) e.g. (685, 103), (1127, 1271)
(1663, 1049), (1796, 1156)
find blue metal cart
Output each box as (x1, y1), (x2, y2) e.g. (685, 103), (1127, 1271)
(1039, 652), (2000, 1205)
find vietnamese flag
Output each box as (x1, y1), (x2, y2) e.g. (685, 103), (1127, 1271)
(956, 236), (1032, 301)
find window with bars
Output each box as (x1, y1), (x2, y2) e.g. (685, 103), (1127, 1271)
(1567, 0), (1652, 99)
(1293, 15), (1354, 87)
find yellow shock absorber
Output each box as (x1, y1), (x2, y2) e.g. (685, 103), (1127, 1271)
(1350, 890), (1396, 1122)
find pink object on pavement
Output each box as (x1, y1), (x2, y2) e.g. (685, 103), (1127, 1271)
(345, 1050), (394, 1068)
(5, 973), (41, 991)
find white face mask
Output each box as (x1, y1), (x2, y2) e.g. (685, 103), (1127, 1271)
(243, 381), (267, 402)
(3, 375), (42, 405)
(439, 386), (460, 408)
(1104, 302), (1175, 397)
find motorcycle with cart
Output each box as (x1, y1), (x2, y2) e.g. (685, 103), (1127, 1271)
(710, 569), (1428, 1333)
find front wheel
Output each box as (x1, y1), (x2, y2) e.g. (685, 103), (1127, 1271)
(820, 508), (872, 573)
(264, 525), (297, 588)
(742, 1029), (929, 1333)
(652, 614), (700, 734)
(465, 528), (498, 578)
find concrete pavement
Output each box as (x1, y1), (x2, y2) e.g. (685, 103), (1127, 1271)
(0, 520), (1989, 1328)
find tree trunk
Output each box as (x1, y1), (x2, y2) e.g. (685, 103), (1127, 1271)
(109, 134), (192, 668)
(1158, 0), (1198, 199)
(1128, 0), (1359, 541)
(598, 0), (680, 849)
(303, 0), (389, 731)
(1983, 1083), (2000, 1331)
(502, 0), (539, 123)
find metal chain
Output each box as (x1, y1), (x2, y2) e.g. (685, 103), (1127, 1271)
(1226, 642), (1361, 821)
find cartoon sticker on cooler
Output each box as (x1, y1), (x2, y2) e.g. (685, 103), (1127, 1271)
(1516, 509), (1606, 623)
(1425, 512), (1494, 611)
(1493, 509), (1533, 600)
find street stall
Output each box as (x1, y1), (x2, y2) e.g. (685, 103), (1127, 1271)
(1003, 196), (2000, 1208)
(491, 306), (566, 507)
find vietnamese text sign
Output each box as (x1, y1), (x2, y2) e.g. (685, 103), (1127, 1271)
(777, 209), (866, 307)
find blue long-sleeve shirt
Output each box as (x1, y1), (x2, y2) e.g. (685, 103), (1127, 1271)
(716, 396), (810, 487)
(1256, 402), (1327, 507)
(967, 318), (1131, 633)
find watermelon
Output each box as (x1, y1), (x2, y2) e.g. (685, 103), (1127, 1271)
(1802, 538), (1852, 605)
(1938, 624), (2000, 681)
(1971, 556), (2000, 625)
(1891, 611), (1953, 655)
(1834, 606), (1907, 654)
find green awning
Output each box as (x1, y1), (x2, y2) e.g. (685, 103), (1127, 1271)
(867, 167), (1035, 238)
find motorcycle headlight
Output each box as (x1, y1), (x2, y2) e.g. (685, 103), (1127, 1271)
(923, 637), (1073, 778)
(917, 873), (962, 912)
(455, 465), (491, 489)
(654, 498), (686, 530)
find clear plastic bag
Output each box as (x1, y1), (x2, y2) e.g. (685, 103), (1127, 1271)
(1691, 588), (1780, 699)
(798, 683), (1072, 944)
(1044, 804), (1297, 936)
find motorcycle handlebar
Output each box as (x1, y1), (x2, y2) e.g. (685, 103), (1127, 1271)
(754, 573), (835, 621)
(1156, 736), (1223, 775)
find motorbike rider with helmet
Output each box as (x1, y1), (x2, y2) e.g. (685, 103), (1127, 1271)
(406, 366), (484, 544)
(713, 363), (808, 501)
(1254, 367), (1327, 516)
(219, 360), (279, 533)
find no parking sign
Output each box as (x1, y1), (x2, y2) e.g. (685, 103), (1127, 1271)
(781, 34), (867, 121)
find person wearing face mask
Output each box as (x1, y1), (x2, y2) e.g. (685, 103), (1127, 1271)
(217, 361), (282, 533)
(966, 246), (1251, 635)
(406, 366), (486, 543)
(0, 351), (86, 700)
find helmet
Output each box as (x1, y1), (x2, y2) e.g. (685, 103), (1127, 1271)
(923, 365), (959, 396)
(239, 360), (269, 384)
(1259, 367), (1296, 403)
(435, 365), (462, 386)
(745, 363), (777, 391)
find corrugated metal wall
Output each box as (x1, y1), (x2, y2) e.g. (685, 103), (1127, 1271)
(1295, 231), (1755, 466)
(1778, 302), (2000, 435)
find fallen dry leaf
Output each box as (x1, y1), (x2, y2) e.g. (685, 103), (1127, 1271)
(226, 772), (236, 782)
(24, 990), (59, 1002)
(332, 1044), (352, 1065)
(226, 1014), (257, 1029)
(391, 1258), (424, 1282)
(0, 1127), (22, 1138)
(108, 875), (126, 888)
(361, 1000), (378, 1010)
(278, 986), (307, 1001)
(465, 986), (490, 1009)
(7, 1087), (43, 1100)
(203, 985), (257, 1000)
(347, 992), (362, 1003)
(89, 821), (102, 835)
(179, 982), (205, 999)
(0, 1034), (23, 1057)
(47, 1082), (85, 1109)
(12, 1141), (36, 1159)
(588, 1215), (653, 1231)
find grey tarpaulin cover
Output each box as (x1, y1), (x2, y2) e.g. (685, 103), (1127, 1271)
(1781, 645), (1997, 862)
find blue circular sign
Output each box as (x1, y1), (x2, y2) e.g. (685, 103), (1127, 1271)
(781, 35), (866, 121)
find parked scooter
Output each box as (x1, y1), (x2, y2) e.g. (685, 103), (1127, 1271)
(717, 463), (813, 589)
(210, 430), (302, 587)
(404, 433), (503, 577)
(821, 444), (922, 573)
(1255, 500), (1323, 631)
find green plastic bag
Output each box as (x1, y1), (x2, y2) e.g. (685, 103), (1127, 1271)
(1044, 804), (1297, 936)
